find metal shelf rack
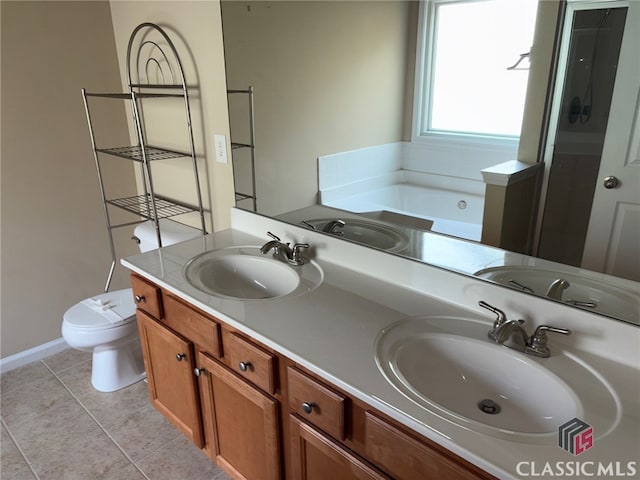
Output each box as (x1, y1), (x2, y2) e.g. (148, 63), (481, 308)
(82, 23), (207, 291)
(228, 86), (257, 211)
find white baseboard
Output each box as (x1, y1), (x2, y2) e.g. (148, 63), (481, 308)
(0, 337), (69, 374)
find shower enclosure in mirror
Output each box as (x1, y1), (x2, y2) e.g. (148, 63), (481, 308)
(220, 0), (640, 324)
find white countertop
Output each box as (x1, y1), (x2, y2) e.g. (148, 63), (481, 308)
(122, 210), (640, 479)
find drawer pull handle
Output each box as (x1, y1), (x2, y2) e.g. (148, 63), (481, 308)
(194, 367), (206, 377)
(176, 353), (186, 361)
(301, 402), (316, 414)
(134, 295), (145, 303)
(238, 361), (252, 372)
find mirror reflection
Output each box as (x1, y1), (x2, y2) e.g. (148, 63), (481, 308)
(221, 0), (640, 324)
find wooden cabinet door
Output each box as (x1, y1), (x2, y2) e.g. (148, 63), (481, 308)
(197, 352), (281, 480)
(137, 310), (203, 447)
(290, 415), (390, 480)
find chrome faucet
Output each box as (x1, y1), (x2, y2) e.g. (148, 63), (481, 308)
(546, 278), (570, 300)
(492, 318), (529, 350)
(301, 219), (345, 236)
(478, 301), (571, 357)
(322, 219), (346, 235)
(260, 232), (309, 266)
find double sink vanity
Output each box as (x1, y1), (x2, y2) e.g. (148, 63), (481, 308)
(122, 209), (639, 479)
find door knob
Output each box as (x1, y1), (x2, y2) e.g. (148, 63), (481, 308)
(176, 353), (186, 361)
(194, 367), (206, 377)
(238, 361), (252, 372)
(603, 176), (619, 189)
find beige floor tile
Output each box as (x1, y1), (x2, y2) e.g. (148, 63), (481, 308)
(0, 361), (53, 395)
(104, 463), (149, 480)
(1, 375), (73, 430)
(31, 430), (132, 480)
(54, 358), (95, 397)
(42, 347), (91, 374)
(106, 402), (180, 462)
(57, 359), (148, 422)
(0, 423), (36, 480)
(9, 397), (103, 465)
(136, 434), (225, 480)
(1, 354), (231, 480)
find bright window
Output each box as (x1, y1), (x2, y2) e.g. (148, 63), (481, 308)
(419, 0), (538, 138)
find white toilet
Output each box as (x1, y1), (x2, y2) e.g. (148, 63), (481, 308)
(62, 219), (201, 392)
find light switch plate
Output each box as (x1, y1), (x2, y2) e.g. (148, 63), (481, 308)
(214, 134), (228, 164)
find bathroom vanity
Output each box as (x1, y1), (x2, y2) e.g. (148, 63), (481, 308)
(131, 274), (490, 479)
(122, 209), (640, 480)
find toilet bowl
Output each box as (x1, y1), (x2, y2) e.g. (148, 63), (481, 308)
(62, 219), (201, 392)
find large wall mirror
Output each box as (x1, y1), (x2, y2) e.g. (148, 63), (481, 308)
(220, 0), (640, 325)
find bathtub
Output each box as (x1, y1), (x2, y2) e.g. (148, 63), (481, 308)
(324, 183), (485, 241)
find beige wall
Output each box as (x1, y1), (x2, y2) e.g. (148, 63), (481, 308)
(221, 1), (413, 216)
(1, 1), (137, 358)
(1, 0), (233, 359)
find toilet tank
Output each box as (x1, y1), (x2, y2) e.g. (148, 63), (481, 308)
(133, 219), (202, 252)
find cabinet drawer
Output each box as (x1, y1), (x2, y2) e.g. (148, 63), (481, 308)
(131, 274), (162, 319)
(226, 332), (277, 394)
(365, 412), (490, 480)
(288, 366), (346, 440)
(162, 294), (222, 358)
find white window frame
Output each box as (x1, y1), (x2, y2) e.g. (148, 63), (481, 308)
(411, 0), (523, 150)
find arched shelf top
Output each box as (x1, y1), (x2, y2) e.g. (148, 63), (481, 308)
(126, 22), (188, 90)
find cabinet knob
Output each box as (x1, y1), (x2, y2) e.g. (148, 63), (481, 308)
(194, 367), (206, 377)
(176, 353), (186, 362)
(301, 402), (315, 414)
(238, 361), (252, 372)
(134, 295), (145, 303)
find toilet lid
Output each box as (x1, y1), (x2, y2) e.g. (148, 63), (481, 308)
(63, 288), (136, 329)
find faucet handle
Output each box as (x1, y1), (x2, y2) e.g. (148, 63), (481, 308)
(527, 325), (572, 357)
(290, 243), (310, 265)
(478, 301), (507, 327)
(301, 221), (316, 230)
(532, 325), (572, 340)
(266, 231), (281, 242)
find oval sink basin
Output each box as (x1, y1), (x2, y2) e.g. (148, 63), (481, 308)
(184, 247), (323, 300)
(303, 218), (409, 253)
(475, 266), (640, 324)
(376, 317), (619, 442)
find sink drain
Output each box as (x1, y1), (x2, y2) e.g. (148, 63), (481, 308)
(478, 399), (501, 415)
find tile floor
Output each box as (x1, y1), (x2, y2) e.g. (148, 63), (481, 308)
(1, 348), (231, 480)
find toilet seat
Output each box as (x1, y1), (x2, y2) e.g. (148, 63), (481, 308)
(63, 289), (136, 330)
